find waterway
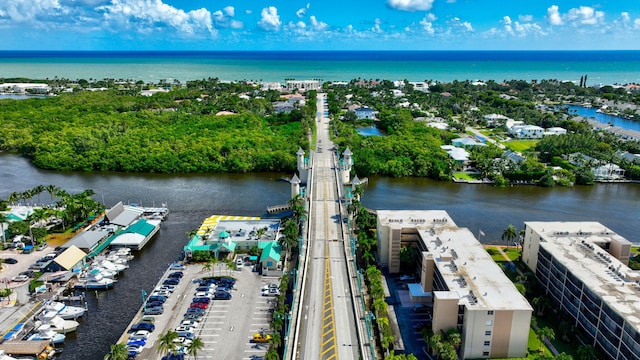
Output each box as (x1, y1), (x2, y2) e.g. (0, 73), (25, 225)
(566, 105), (640, 132)
(0, 153), (638, 358)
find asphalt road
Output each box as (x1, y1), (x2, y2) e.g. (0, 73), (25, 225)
(296, 93), (359, 360)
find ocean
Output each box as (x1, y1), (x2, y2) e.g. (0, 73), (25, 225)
(1, 50), (640, 84)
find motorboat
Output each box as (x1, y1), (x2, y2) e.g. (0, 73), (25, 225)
(74, 271), (115, 290)
(27, 329), (66, 344)
(98, 260), (128, 273)
(36, 311), (79, 334)
(44, 301), (86, 319)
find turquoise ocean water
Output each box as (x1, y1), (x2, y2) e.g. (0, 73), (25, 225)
(0, 50), (639, 84)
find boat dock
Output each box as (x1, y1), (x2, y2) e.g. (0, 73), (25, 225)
(267, 203), (292, 214)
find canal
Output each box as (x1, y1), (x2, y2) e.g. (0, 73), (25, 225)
(0, 153), (638, 358)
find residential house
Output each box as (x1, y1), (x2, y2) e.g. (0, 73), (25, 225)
(273, 102), (295, 114)
(441, 145), (470, 170)
(354, 107), (376, 119)
(544, 127), (567, 136)
(509, 125), (545, 139)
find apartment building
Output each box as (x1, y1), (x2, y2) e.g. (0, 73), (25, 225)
(377, 210), (532, 359)
(522, 221), (639, 360)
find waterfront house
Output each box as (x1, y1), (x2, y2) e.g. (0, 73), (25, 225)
(617, 151), (640, 164)
(441, 145), (470, 170)
(273, 102), (295, 114)
(482, 113), (511, 127)
(354, 107), (376, 119)
(509, 124), (545, 139)
(544, 127), (567, 136)
(451, 137), (486, 148)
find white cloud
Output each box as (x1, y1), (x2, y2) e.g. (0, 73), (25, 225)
(419, 13), (436, 35)
(372, 18), (383, 33)
(212, 5), (241, 29)
(634, 19), (640, 30)
(620, 12), (630, 24)
(309, 16), (327, 31)
(245, 9), (252, 15)
(566, 6), (604, 26)
(0, 0), (62, 23)
(547, 5), (563, 26)
(230, 20), (242, 29)
(223, 6), (234, 17)
(503, 15), (513, 34)
(387, 0), (434, 12)
(99, 0), (214, 36)
(450, 17), (473, 32)
(258, 6), (280, 31)
(296, 3), (309, 18)
(519, 14), (533, 22)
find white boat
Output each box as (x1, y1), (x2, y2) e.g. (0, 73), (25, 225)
(36, 311), (79, 334)
(84, 267), (118, 279)
(74, 271), (115, 290)
(44, 301), (86, 320)
(27, 329), (65, 344)
(98, 260), (128, 273)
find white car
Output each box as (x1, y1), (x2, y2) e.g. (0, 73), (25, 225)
(180, 320), (200, 328)
(193, 291), (214, 299)
(174, 325), (195, 333)
(130, 330), (150, 340)
(170, 263), (186, 270)
(261, 283), (278, 292)
(11, 275), (29, 282)
(127, 344), (144, 354)
(151, 290), (172, 297)
(173, 337), (192, 347)
(262, 288), (280, 297)
(156, 285), (176, 293)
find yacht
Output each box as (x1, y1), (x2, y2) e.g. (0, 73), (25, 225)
(44, 301), (86, 320)
(36, 311), (79, 334)
(27, 329), (65, 344)
(74, 271), (115, 290)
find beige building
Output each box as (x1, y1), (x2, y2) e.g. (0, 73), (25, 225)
(522, 222), (638, 360)
(285, 80), (319, 92)
(377, 210), (532, 359)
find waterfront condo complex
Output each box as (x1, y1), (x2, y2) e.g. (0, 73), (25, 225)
(376, 210), (532, 359)
(522, 222), (638, 360)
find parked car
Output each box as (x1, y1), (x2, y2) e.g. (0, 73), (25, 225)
(174, 326), (195, 334)
(163, 278), (180, 286)
(140, 316), (156, 324)
(189, 302), (208, 309)
(175, 331), (195, 340)
(195, 286), (214, 293)
(156, 285), (176, 293)
(252, 331), (272, 343)
(11, 275), (29, 282)
(180, 320), (200, 328)
(147, 295), (167, 303)
(261, 283), (278, 292)
(192, 297), (210, 304)
(168, 271), (184, 278)
(129, 322), (155, 332)
(127, 344), (144, 354)
(151, 290), (171, 297)
(36, 243), (48, 251)
(145, 301), (164, 309)
(214, 292), (232, 300)
(262, 288), (280, 297)
(143, 307), (163, 315)
(169, 263), (186, 270)
(183, 314), (203, 322)
(3, 258), (18, 265)
(130, 330), (150, 340)
(19, 270), (35, 278)
(219, 277), (236, 285)
(162, 354), (184, 360)
(185, 308), (205, 315)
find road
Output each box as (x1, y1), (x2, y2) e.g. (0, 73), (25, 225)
(295, 93), (359, 360)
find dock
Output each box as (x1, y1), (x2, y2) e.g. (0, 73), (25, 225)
(266, 203), (292, 214)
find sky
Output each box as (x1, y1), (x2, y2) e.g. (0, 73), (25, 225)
(1, 0), (640, 51)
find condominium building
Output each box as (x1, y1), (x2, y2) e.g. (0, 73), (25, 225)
(284, 80), (320, 92)
(377, 210), (532, 359)
(522, 222), (638, 360)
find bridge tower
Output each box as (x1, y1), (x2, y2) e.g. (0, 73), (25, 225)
(290, 174), (301, 198)
(341, 147), (353, 184)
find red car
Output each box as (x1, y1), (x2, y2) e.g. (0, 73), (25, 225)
(190, 302), (208, 309)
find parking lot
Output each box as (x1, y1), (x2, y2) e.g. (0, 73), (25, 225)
(127, 261), (280, 360)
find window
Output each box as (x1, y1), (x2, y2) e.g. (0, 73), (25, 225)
(485, 331), (492, 336)
(483, 351), (490, 356)
(486, 320), (493, 326)
(487, 310), (494, 315)
(484, 341), (491, 346)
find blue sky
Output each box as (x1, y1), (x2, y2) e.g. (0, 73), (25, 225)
(1, 0), (639, 50)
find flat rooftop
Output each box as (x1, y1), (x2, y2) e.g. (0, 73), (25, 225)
(378, 210), (531, 311)
(526, 221), (640, 330)
(188, 215), (281, 248)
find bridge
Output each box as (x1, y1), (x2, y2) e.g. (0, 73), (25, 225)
(285, 93), (374, 360)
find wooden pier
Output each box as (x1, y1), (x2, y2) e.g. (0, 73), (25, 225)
(266, 204), (292, 214)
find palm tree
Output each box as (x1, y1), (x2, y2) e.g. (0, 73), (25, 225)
(577, 344), (597, 360)
(264, 348), (280, 360)
(157, 330), (178, 356)
(269, 332), (282, 350)
(104, 343), (128, 360)
(45, 184), (59, 204)
(532, 296), (549, 316)
(186, 337), (204, 360)
(0, 213), (8, 246)
(202, 261), (212, 274)
(502, 224), (517, 247)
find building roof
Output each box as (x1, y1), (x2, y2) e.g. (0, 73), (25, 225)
(110, 219), (160, 247)
(54, 246), (87, 270)
(440, 145), (469, 162)
(105, 202), (143, 227)
(377, 210), (532, 311)
(63, 228), (112, 250)
(524, 222), (639, 330)
(260, 241), (281, 263)
(0, 340), (51, 355)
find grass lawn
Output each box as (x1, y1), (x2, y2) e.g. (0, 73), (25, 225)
(631, 246), (640, 256)
(453, 172), (483, 181)
(501, 140), (539, 152)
